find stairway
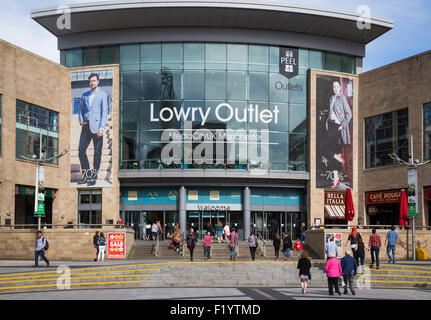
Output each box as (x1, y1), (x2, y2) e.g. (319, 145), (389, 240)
(356, 263), (431, 288)
(127, 240), (154, 259)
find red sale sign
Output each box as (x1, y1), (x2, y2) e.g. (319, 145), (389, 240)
(107, 233), (126, 258)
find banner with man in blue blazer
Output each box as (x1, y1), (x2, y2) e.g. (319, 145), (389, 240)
(70, 70), (113, 187)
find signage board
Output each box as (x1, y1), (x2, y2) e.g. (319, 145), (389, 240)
(365, 190), (401, 204)
(279, 47), (299, 79)
(107, 233), (126, 259)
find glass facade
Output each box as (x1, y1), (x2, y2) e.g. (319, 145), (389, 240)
(425, 103), (431, 160)
(66, 42), (357, 172)
(16, 100), (59, 165)
(365, 108), (408, 168)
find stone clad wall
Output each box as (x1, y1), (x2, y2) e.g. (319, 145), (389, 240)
(0, 228), (134, 261)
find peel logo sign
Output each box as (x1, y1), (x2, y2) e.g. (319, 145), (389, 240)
(279, 47), (298, 79)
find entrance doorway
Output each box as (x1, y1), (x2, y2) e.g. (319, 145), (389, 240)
(187, 211), (231, 240)
(125, 211), (179, 240)
(251, 212), (300, 241)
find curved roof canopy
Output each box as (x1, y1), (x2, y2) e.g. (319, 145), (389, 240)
(32, 0), (393, 45)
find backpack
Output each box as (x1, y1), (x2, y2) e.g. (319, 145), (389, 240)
(43, 237), (49, 251)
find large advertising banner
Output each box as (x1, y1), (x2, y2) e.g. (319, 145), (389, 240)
(70, 69), (114, 187)
(316, 74), (354, 189)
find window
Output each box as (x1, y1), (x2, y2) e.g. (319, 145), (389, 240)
(16, 100), (59, 164)
(78, 190), (102, 228)
(365, 108), (409, 168)
(424, 103), (431, 160)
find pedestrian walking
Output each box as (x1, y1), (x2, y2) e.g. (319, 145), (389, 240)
(216, 221), (224, 243)
(293, 238), (303, 257)
(341, 250), (357, 295)
(223, 222), (230, 243)
(300, 223), (306, 243)
(368, 227), (381, 269)
(34, 231), (49, 267)
(248, 232), (258, 261)
(203, 231), (212, 261)
(354, 235), (365, 267)
(325, 236), (338, 259)
(282, 233), (292, 260)
(97, 232), (106, 261)
(347, 226), (361, 256)
(297, 251), (312, 294)
(145, 223), (151, 240)
(156, 221), (163, 240)
(93, 231), (99, 261)
(173, 227), (183, 253)
(325, 253), (342, 296)
(186, 228), (198, 261)
(273, 233), (281, 261)
(205, 222), (214, 239)
(386, 226), (398, 264)
(151, 221), (158, 240)
(229, 227), (238, 261)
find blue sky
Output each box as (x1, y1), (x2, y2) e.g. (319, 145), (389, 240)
(0, 0), (430, 71)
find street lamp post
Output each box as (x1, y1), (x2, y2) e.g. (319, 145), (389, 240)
(389, 135), (429, 261)
(20, 128), (68, 231)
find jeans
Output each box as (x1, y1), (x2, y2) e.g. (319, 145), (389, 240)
(249, 247), (256, 260)
(204, 246), (211, 260)
(355, 253), (365, 266)
(371, 246), (380, 266)
(283, 248), (290, 258)
(274, 247), (280, 258)
(387, 245), (396, 263)
(327, 277), (341, 295)
(35, 249), (49, 266)
(300, 232), (306, 242)
(230, 246), (236, 258)
(189, 246), (195, 260)
(97, 245), (105, 261)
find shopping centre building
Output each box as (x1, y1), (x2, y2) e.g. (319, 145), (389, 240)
(4, 0), (419, 257)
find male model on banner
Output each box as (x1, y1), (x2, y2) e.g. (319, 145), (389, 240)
(78, 73), (108, 186)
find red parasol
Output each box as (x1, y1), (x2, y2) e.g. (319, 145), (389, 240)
(399, 189), (409, 226)
(344, 188), (355, 221)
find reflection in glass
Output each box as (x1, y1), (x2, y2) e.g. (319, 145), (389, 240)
(141, 44), (161, 70)
(162, 43), (183, 69)
(206, 43), (226, 70)
(227, 44), (248, 70)
(227, 72), (247, 100)
(121, 72), (140, 101)
(249, 45), (268, 72)
(205, 71), (226, 100)
(141, 71), (161, 100)
(184, 43), (205, 69)
(249, 73), (268, 101)
(184, 71), (205, 100)
(121, 102), (140, 130)
(289, 104), (307, 134)
(289, 133), (307, 171)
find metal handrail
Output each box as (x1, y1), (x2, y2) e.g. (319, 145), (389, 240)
(256, 233), (266, 257)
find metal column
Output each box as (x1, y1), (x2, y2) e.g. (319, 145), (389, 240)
(243, 186), (251, 240)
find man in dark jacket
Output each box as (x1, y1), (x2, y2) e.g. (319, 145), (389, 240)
(341, 250), (357, 295)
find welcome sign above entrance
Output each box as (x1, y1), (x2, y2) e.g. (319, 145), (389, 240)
(187, 203), (241, 211)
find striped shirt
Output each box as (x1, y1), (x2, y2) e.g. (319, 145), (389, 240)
(368, 233), (381, 247)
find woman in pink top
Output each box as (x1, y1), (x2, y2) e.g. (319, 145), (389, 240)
(203, 232), (212, 261)
(325, 253), (342, 296)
